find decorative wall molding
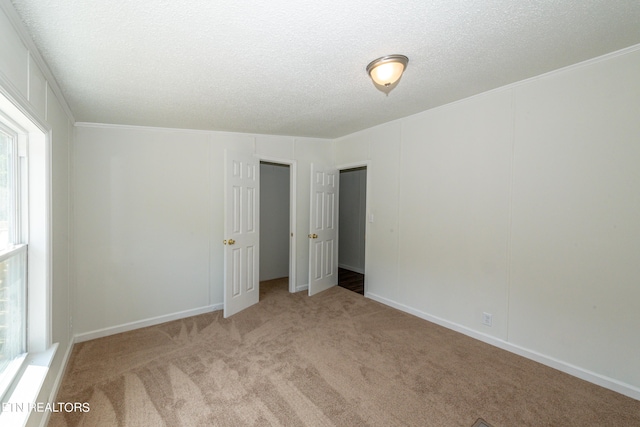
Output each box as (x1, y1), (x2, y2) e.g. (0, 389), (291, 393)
(0, 0), (75, 123)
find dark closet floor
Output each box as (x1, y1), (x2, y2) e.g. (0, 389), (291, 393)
(338, 268), (364, 295)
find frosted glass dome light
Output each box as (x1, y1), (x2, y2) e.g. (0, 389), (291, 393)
(366, 55), (409, 88)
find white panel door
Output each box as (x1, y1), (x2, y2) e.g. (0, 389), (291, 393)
(224, 151), (260, 317)
(308, 165), (339, 296)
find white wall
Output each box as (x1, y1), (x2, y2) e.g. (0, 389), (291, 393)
(399, 89), (513, 337)
(334, 121), (402, 302)
(74, 125), (214, 334)
(260, 162), (290, 281)
(74, 125), (332, 336)
(334, 46), (640, 398)
(0, 2), (75, 426)
(507, 49), (640, 387)
(338, 168), (366, 273)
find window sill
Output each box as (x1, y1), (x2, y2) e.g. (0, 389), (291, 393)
(0, 344), (57, 427)
(0, 354), (28, 402)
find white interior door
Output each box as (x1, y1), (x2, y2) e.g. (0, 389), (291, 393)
(308, 165), (339, 296)
(224, 151), (260, 317)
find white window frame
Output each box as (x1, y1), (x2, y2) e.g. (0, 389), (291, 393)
(0, 91), (52, 351)
(0, 118), (28, 401)
(0, 87), (54, 425)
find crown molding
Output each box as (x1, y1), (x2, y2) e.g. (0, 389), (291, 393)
(0, 0), (75, 123)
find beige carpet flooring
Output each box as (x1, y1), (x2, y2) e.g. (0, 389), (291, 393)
(50, 278), (640, 426)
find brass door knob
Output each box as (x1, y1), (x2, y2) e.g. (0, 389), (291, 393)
(228, 239), (236, 245)
(308, 234), (318, 239)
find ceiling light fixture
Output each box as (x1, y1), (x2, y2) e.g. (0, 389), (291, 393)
(366, 54), (409, 90)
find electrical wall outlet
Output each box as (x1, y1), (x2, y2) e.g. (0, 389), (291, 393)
(481, 312), (493, 327)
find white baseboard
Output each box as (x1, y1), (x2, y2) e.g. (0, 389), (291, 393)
(74, 304), (223, 343)
(365, 291), (640, 401)
(338, 264), (365, 274)
(295, 283), (309, 292)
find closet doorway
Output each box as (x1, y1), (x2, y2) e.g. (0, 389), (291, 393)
(259, 161), (293, 297)
(338, 166), (366, 295)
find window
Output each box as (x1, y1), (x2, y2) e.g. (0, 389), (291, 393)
(0, 122), (27, 399)
(0, 84), (52, 427)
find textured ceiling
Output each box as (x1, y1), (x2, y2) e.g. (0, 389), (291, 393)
(9, 0), (640, 138)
